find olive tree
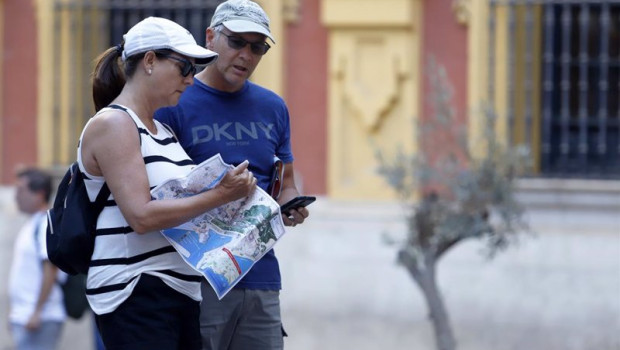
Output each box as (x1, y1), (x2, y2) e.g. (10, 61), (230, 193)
(375, 60), (532, 350)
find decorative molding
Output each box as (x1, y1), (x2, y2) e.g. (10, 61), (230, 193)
(283, 0), (301, 23)
(452, 0), (471, 26)
(322, 0), (417, 28)
(333, 39), (409, 132)
(324, 0), (422, 199)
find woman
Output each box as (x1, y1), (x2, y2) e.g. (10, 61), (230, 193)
(79, 17), (256, 350)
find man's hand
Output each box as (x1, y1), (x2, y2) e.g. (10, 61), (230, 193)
(25, 311), (42, 331)
(26, 261), (57, 331)
(277, 162), (310, 227)
(282, 206), (309, 227)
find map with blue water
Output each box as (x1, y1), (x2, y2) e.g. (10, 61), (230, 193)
(151, 154), (286, 299)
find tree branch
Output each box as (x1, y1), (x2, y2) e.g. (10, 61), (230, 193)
(436, 237), (461, 258)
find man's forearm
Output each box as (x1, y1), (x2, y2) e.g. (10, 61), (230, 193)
(33, 261), (58, 314)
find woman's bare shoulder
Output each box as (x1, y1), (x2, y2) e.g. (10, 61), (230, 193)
(88, 108), (137, 137)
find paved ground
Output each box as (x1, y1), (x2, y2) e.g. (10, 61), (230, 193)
(0, 188), (619, 350)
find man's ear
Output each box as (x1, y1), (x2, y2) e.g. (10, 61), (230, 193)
(206, 28), (216, 50)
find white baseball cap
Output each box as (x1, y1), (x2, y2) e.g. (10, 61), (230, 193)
(210, 0), (275, 43)
(122, 17), (218, 65)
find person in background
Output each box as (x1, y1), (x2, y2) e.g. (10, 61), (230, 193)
(155, 1), (310, 349)
(82, 16), (256, 350)
(8, 168), (65, 350)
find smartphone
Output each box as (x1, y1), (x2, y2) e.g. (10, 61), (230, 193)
(280, 196), (316, 215)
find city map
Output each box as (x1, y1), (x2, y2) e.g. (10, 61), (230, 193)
(151, 154), (286, 299)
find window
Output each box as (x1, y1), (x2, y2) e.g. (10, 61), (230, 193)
(485, 0), (620, 178)
(42, 0), (218, 166)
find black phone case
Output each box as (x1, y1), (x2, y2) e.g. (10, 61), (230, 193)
(280, 196), (316, 214)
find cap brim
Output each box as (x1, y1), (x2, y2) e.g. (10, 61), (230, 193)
(222, 20), (276, 43)
(172, 45), (219, 66)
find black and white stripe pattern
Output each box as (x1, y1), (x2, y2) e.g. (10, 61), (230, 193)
(77, 105), (201, 315)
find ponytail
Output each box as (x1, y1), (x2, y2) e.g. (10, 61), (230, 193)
(92, 45), (125, 112)
(92, 43), (149, 111)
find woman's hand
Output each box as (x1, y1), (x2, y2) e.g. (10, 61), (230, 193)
(214, 160), (257, 202)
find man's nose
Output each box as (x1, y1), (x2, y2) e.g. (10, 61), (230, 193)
(238, 42), (254, 59)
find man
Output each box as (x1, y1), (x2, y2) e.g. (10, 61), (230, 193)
(155, 0), (309, 349)
(8, 168), (65, 350)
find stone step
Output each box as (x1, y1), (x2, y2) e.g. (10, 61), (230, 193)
(515, 178), (620, 212)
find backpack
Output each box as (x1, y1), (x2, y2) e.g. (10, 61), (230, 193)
(46, 162), (110, 275)
(45, 105), (135, 318)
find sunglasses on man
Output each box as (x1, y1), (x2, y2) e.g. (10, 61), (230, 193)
(154, 51), (197, 77)
(220, 31), (271, 56)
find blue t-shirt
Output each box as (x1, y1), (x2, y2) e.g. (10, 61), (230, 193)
(155, 79), (294, 290)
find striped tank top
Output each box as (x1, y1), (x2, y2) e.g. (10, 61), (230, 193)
(77, 105), (202, 315)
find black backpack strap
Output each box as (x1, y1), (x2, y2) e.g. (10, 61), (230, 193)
(73, 164), (110, 211)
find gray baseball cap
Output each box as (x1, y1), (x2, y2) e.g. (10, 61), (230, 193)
(210, 0), (276, 43)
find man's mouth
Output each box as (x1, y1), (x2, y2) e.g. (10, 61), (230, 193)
(233, 65), (248, 72)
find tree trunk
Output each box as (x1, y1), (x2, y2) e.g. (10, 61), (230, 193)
(400, 250), (457, 350)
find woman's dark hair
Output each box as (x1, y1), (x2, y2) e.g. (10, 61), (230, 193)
(91, 43), (145, 111)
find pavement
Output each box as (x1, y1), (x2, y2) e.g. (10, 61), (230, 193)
(0, 187), (619, 350)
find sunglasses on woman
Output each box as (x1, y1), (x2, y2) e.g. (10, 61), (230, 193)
(154, 52), (197, 77)
(220, 32), (271, 56)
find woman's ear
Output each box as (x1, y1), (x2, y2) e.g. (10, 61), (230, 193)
(143, 51), (156, 74)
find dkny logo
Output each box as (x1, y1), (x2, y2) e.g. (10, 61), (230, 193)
(192, 122), (275, 144)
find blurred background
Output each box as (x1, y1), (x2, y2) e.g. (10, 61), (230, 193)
(0, 0), (619, 349)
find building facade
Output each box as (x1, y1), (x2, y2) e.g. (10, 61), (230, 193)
(1, 0), (618, 198)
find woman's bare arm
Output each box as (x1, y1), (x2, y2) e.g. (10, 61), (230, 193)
(81, 110), (255, 233)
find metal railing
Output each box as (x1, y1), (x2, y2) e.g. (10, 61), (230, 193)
(489, 0), (620, 178)
(49, 0), (221, 165)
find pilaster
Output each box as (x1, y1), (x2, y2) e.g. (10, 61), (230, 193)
(252, 0), (285, 96)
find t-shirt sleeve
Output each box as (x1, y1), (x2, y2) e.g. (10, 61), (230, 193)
(276, 103), (294, 164)
(36, 217), (49, 260)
